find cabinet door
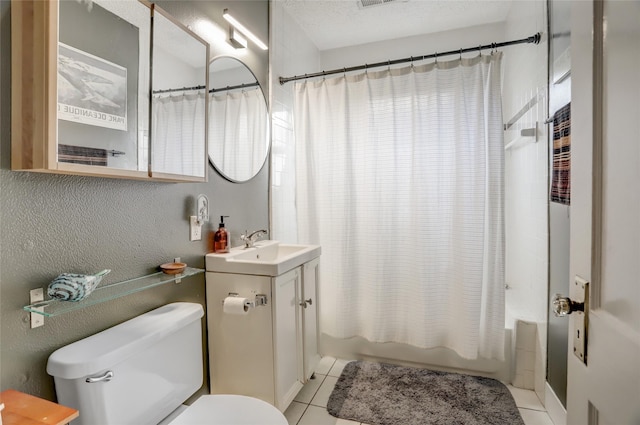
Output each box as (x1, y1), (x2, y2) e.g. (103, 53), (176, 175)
(302, 258), (321, 381)
(149, 5), (209, 182)
(205, 272), (275, 404)
(12, 0), (151, 179)
(272, 268), (303, 410)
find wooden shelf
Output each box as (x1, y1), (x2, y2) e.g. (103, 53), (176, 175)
(0, 389), (78, 425)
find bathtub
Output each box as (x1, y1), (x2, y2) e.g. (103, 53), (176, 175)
(319, 331), (513, 383)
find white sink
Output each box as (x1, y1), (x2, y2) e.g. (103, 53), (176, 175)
(205, 240), (321, 276)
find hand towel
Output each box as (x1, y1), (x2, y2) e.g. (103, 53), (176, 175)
(58, 144), (108, 166)
(550, 103), (571, 205)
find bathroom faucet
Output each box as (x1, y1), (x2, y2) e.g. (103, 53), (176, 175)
(241, 229), (268, 248)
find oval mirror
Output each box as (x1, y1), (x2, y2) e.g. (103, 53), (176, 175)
(208, 57), (269, 182)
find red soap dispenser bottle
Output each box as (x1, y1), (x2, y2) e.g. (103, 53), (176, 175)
(213, 216), (230, 253)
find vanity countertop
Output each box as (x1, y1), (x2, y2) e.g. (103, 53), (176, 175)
(0, 389), (78, 425)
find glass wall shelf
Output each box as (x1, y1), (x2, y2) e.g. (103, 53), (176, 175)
(23, 267), (204, 317)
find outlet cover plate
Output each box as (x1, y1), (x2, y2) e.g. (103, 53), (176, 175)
(190, 216), (202, 241)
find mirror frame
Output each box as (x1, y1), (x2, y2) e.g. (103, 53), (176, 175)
(207, 56), (270, 183)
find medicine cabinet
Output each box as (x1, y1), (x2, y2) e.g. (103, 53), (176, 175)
(11, 0), (209, 182)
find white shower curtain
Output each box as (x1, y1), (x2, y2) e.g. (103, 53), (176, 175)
(152, 92), (206, 177)
(209, 88), (269, 181)
(293, 53), (505, 360)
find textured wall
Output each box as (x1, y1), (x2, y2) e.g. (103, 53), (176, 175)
(0, 0), (269, 402)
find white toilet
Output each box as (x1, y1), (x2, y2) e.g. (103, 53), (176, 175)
(46, 302), (288, 425)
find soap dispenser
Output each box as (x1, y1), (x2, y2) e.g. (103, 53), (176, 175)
(213, 216), (230, 253)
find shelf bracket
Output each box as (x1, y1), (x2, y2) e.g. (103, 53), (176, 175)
(174, 257), (182, 283)
(30, 288), (45, 328)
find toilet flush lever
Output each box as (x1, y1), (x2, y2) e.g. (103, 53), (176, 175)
(86, 370), (114, 383)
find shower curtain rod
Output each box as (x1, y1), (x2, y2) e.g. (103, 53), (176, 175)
(210, 82), (259, 94)
(278, 32), (541, 85)
(152, 85), (206, 95)
(152, 82), (259, 95)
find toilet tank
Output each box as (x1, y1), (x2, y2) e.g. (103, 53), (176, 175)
(47, 303), (204, 425)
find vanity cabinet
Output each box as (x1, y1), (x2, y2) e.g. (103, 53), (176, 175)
(205, 259), (320, 411)
(11, 0), (208, 181)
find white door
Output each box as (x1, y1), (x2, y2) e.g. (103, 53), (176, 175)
(567, 1), (640, 424)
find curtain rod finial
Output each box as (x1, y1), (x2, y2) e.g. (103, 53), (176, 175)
(532, 32), (542, 44)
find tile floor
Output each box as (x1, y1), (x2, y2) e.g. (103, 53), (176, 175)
(284, 357), (555, 425)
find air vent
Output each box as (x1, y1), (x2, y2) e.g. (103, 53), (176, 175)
(357, 0), (408, 9)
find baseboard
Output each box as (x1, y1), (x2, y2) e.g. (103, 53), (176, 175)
(545, 381), (567, 425)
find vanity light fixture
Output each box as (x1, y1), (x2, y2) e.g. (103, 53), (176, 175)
(222, 9), (268, 50)
(228, 26), (247, 49)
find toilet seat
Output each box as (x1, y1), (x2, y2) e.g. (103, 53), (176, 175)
(167, 395), (288, 425)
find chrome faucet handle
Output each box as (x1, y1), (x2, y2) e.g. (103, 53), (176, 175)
(240, 230), (251, 247)
(251, 229), (268, 239)
(241, 229), (268, 248)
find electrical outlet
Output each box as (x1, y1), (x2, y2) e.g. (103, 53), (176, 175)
(190, 216), (202, 241)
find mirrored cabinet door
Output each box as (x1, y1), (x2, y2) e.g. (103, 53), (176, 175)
(12, 0), (151, 179)
(11, 0), (209, 182)
(149, 5), (209, 182)
(58, 0), (152, 175)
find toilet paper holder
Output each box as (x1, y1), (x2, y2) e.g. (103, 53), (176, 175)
(222, 292), (268, 308)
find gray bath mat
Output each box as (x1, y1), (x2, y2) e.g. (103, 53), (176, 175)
(327, 361), (524, 425)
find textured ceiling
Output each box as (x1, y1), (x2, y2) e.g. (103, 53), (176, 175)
(280, 0), (514, 51)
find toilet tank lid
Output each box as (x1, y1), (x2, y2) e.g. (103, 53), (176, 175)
(47, 302), (204, 380)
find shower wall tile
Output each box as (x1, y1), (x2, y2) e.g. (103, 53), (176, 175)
(270, 2), (321, 243)
(513, 320), (537, 390)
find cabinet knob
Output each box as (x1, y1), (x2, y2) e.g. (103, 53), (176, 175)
(299, 298), (313, 308)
